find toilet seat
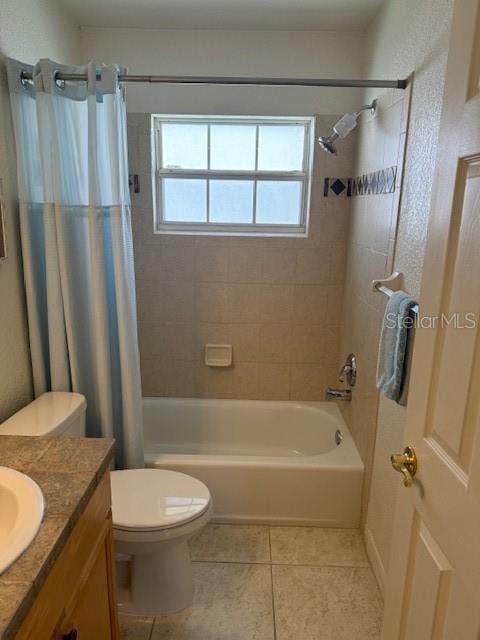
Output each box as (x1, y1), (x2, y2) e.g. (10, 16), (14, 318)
(111, 468), (211, 532)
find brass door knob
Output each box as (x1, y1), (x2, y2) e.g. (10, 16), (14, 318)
(390, 446), (417, 487)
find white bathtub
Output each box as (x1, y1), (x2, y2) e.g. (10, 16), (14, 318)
(143, 398), (364, 527)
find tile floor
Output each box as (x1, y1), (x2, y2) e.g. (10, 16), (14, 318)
(119, 524), (383, 640)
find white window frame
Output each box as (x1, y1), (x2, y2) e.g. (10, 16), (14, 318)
(151, 114), (315, 237)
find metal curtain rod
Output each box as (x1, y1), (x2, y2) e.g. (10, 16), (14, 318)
(20, 71), (408, 89)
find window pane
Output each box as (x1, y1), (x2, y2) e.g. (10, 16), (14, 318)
(256, 181), (303, 225)
(257, 125), (305, 171)
(162, 123), (207, 169)
(210, 124), (256, 170)
(162, 178), (207, 222)
(209, 180), (254, 223)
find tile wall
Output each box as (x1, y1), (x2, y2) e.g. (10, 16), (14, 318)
(339, 87), (410, 519)
(128, 113), (354, 400)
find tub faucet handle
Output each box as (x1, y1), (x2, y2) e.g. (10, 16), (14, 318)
(338, 353), (357, 387)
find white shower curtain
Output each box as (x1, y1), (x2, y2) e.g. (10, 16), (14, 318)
(7, 58), (144, 469)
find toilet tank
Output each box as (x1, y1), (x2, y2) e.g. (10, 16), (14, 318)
(0, 392), (87, 437)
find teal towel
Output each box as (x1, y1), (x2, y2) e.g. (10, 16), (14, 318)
(376, 290), (417, 403)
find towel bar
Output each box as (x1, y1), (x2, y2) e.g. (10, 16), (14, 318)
(371, 272), (419, 315)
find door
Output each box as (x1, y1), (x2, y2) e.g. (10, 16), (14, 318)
(382, 0), (480, 638)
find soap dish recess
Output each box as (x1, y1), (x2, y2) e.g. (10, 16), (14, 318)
(205, 344), (233, 367)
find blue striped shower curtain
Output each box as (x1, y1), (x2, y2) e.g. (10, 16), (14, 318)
(7, 58), (143, 468)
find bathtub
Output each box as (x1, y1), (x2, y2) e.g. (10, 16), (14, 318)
(143, 398), (364, 527)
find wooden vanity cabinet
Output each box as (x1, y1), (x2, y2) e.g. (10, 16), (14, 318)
(15, 472), (119, 640)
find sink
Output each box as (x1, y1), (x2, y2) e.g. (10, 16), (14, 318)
(0, 467), (44, 575)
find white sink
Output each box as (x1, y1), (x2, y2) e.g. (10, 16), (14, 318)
(0, 466), (44, 575)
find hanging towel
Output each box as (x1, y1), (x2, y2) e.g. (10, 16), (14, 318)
(376, 290), (418, 404)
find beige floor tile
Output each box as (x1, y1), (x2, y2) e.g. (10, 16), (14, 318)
(119, 614), (154, 640)
(270, 527), (369, 567)
(151, 562), (274, 640)
(190, 524), (271, 563)
(272, 565), (383, 640)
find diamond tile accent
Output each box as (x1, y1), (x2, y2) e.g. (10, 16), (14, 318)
(323, 177), (349, 197)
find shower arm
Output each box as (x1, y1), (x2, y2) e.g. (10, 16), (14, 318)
(353, 100), (377, 117)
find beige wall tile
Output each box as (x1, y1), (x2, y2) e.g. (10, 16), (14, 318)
(295, 248), (330, 285)
(195, 282), (230, 323)
(195, 323), (261, 363)
(137, 280), (195, 323)
(292, 285), (328, 324)
(326, 285), (344, 327)
(194, 238), (230, 282)
(328, 243), (347, 286)
(196, 362), (259, 399)
(140, 358), (198, 397)
(290, 325), (326, 363)
(258, 324), (293, 363)
(228, 284), (266, 323)
(261, 285), (295, 323)
(228, 245), (297, 284)
(130, 174), (154, 212)
(228, 284), (294, 324)
(138, 321), (196, 361)
(289, 363), (328, 401)
(158, 238), (196, 281)
(256, 363), (291, 400)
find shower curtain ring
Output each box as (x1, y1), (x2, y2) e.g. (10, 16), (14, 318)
(20, 71), (32, 89)
(54, 71), (66, 89)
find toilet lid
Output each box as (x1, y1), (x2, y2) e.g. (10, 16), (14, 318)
(111, 469), (211, 531)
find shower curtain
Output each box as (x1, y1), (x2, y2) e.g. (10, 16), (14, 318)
(6, 58), (144, 469)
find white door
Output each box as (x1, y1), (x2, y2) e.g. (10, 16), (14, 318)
(381, 0), (480, 638)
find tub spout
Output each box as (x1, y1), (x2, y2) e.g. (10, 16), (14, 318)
(325, 387), (352, 402)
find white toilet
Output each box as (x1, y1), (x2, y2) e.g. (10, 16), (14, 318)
(0, 391), (213, 615)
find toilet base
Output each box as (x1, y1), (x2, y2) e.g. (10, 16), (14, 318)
(117, 541), (194, 616)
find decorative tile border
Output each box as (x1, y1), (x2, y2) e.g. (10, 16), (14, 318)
(324, 177), (351, 197)
(324, 166), (397, 197)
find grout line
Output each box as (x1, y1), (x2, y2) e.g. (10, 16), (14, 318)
(191, 558), (271, 565)
(191, 558), (369, 569)
(148, 617), (155, 640)
(269, 527), (278, 640)
(269, 561), (370, 569)
(271, 563), (277, 640)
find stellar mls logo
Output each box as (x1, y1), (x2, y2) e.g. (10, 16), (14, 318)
(385, 313), (478, 330)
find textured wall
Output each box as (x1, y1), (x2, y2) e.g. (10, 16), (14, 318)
(359, 0), (454, 593)
(0, 0), (81, 420)
(129, 113), (355, 399)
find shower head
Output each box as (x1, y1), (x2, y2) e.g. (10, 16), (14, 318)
(318, 99), (377, 155)
(318, 133), (339, 155)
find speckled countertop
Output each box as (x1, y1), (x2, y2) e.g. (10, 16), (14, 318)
(0, 435), (115, 640)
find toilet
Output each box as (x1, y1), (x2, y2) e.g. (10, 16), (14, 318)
(111, 468), (212, 615)
(0, 391), (213, 615)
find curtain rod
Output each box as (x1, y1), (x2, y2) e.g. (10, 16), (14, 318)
(20, 71), (408, 89)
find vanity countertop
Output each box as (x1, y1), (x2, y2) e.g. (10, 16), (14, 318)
(0, 435), (115, 639)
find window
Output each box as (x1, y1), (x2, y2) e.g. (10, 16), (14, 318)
(152, 115), (314, 236)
